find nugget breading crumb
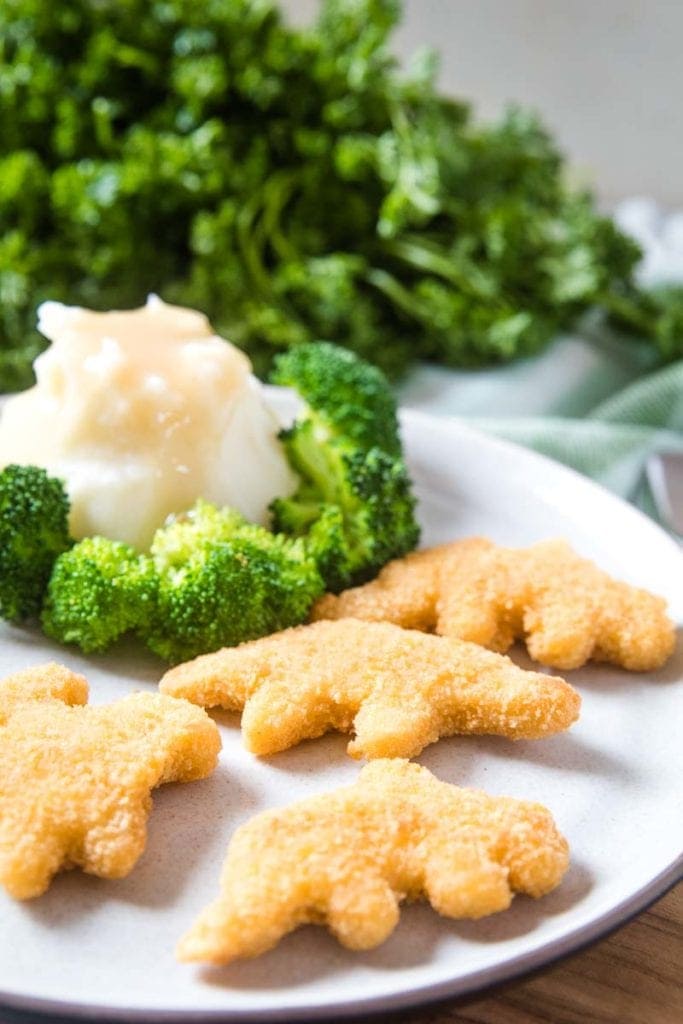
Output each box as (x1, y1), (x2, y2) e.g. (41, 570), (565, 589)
(0, 663), (221, 899)
(312, 544), (449, 629)
(177, 759), (569, 963)
(160, 619), (580, 759)
(313, 537), (675, 671)
(0, 662), (89, 716)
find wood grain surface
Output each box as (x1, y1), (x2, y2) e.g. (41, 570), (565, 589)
(381, 884), (682, 1024)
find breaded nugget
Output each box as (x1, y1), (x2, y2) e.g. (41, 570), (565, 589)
(313, 537), (675, 671)
(160, 619), (580, 759)
(0, 663), (221, 899)
(177, 758), (569, 963)
(313, 544), (451, 629)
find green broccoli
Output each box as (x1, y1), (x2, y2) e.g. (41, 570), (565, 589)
(270, 343), (419, 590)
(143, 500), (325, 663)
(42, 537), (158, 653)
(0, 464), (72, 622)
(30, 343), (419, 659)
(300, 504), (353, 594)
(273, 421), (419, 590)
(271, 342), (402, 455)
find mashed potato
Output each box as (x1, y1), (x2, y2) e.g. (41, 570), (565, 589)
(0, 296), (297, 549)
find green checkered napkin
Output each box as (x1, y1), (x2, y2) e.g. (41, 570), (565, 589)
(398, 331), (683, 525)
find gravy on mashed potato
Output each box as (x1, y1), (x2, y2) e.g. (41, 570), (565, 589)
(0, 296), (297, 549)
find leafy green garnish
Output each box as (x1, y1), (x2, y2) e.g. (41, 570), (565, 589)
(0, 0), (677, 391)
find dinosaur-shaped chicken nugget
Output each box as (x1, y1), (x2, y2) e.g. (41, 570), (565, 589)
(160, 619), (580, 759)
(0, 663), (221, 899)
(313, 538), (675, 671)
(177, 758), (569, 963)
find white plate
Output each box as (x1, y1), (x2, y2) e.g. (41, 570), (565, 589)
(1, 409), (682, 1022)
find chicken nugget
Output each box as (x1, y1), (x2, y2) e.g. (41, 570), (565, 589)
(313, 537), (675, 671)
(160, 619), (580, 759)
(0, 663), (221, 899)
(312, 543), (450, 629)
(177, 758), (569, 963)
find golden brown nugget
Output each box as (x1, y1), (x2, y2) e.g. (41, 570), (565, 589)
(160, 619), (580, 759)
(312, 544), (452, 630)
(0, 663), (222, 899)
(313, 537), (675, 671)
(311, 540), (491, 628)
(177, 759), (569, 963)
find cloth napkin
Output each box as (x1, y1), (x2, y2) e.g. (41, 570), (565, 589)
(398, 199), (683, 527)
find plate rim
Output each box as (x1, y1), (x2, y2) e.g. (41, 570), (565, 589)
(1, 862), (680, 1023)
(1, 411), (681, 1022)
(400, 408), (683, 567)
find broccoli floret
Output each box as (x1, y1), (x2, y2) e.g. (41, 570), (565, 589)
(271, 342), (402, 455)
(301, 504), (353, 594)
(272, 420), (419, 590)
(149, 501), (245, 569)
(270, 344), (419, 590)
(143, 500), (325, 663)
(40, 499), (325, 662)
(42, 537), (157, 653)
(0, 464), (72, 622)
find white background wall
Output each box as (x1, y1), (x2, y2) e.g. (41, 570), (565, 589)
(284, 0), (683, 205)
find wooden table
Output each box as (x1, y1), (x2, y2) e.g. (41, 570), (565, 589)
(382, 885), (681, 1024)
